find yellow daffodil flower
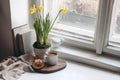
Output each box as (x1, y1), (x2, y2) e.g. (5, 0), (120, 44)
(38, 5), (44, 13)
(29, 5), (36, 14)
(60, 8), (67, 14)
(29, 8), (36, 14)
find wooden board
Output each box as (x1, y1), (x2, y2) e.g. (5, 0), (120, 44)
(32, 60), (67, 73)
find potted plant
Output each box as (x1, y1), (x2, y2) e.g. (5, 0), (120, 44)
(29, 5), (67, 59)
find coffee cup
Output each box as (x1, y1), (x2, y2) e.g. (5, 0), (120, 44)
(46, 51), (58, 66)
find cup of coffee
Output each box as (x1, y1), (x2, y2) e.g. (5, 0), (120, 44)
(46, 51), (58, 66)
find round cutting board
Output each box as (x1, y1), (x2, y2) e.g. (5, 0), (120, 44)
(32, 60), (67, 73)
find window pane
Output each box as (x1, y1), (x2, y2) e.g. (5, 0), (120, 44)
(109, 0), (120, 47)
(58, 0), (99, 35)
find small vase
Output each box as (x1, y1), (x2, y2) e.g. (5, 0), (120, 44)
(33, 47), (50, 59)
(33, 42), (51, 59)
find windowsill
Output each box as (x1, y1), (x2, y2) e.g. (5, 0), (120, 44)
(53, 44), (120, 72)
(18, 58), (120, 80)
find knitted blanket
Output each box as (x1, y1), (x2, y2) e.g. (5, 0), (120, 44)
(0, 54), (34, 80)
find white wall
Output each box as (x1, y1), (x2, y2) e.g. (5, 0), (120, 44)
(10, 0), (29, 28)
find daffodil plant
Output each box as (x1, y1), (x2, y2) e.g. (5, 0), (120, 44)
(29, 5), (67, 49)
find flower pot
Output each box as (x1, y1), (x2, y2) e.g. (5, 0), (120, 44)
(33, 42), (51, 59)
(33, 47), (50, 59)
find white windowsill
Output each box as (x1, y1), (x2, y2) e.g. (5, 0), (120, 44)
(18, 58), (120, 80)
(53, 44), (120, 72)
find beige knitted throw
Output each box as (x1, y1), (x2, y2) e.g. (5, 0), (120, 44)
(0, 54), (34, 80)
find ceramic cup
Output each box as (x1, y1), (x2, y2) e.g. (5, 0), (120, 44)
(46, 51), (58, 66)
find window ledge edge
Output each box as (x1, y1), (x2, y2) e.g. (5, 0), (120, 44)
(53, 45), (120, 73)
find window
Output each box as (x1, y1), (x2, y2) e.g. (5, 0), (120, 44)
(59, 0), (99, 33)
(44, 0), (120, 56)
(102, 0), (120, 56)
(50, 0), (100, 42)
(109, 0), (120, 47)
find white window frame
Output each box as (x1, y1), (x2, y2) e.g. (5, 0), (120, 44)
(94, 0), (110, 54)
(43, 0), (120, 57)
(103, 0), (120, 57)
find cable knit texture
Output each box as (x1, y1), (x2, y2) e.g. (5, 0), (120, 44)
(0, 54), (34, 80)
